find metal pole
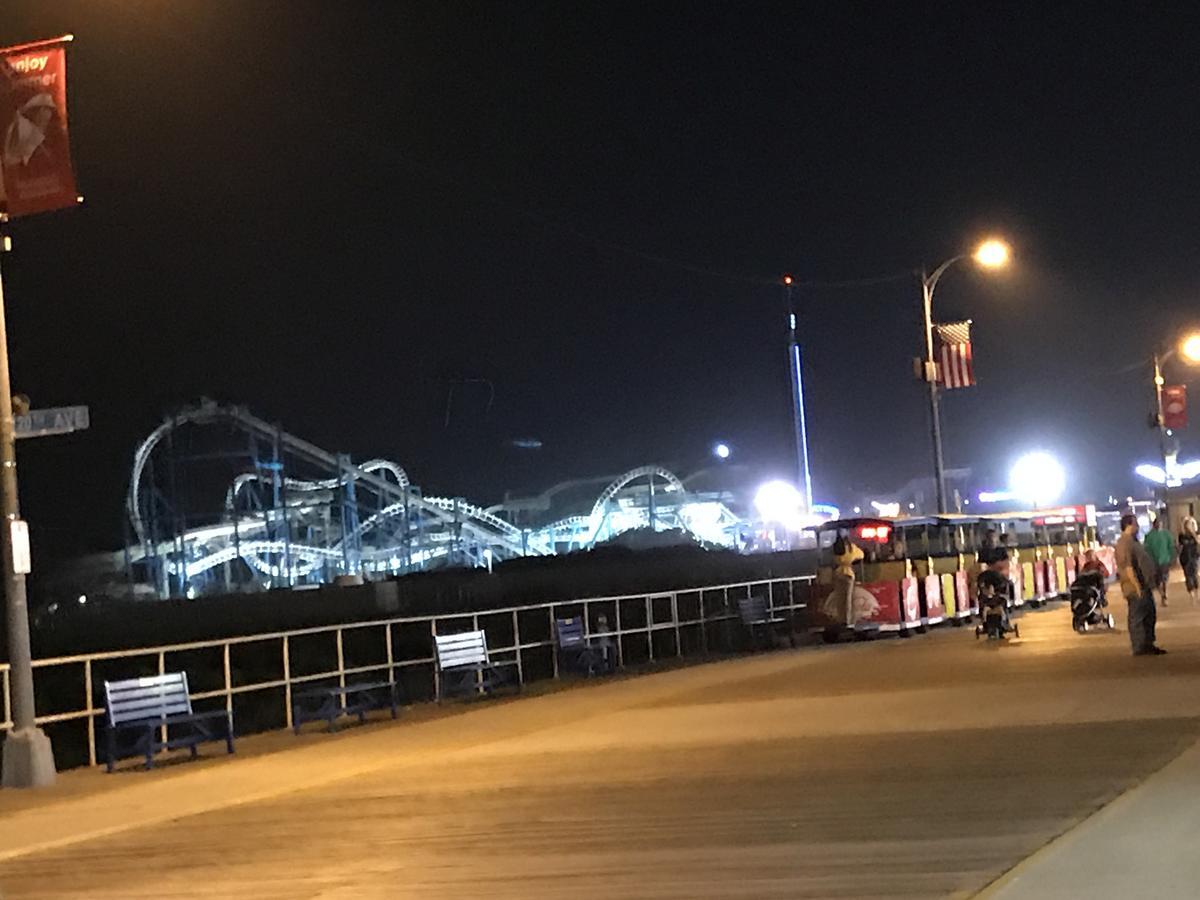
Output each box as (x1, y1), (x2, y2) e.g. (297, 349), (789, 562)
(1154, 351), (1169, 512)
(0, 240), (56, 787)
(785, 281), (813, 514)
(922, 271), (947, 514)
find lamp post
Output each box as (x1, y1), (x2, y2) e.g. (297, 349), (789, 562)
(0, 232), (56, 788)
(919, 239), (1010, 513)
(1149, 331), (1200, 513)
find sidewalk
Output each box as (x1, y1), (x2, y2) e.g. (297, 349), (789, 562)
(982, 575), (1200, 898)
(981, 734), (1200, 898)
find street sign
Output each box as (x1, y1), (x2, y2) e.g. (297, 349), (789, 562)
(14, 405), (89, 439)
(10, 519), (30, 574)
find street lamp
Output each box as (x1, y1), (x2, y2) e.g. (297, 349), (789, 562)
(919, 238), (1010, 513)
(1150, 329), (1200, 510)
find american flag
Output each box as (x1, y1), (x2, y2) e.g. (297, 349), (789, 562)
(936, 320), (975, 389)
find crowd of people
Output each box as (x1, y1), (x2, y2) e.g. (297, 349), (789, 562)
(1115, 512), (1200, 656)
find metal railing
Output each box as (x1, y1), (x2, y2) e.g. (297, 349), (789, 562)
(0, 575), (812, 769)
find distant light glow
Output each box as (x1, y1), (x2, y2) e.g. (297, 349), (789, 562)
(870, 500), (900, 517)
(1009, 452), (1066, 507)
(713, 442), (731, 460)
(77, 594), (87, 605)
(852, 506), (861, 514)
(1182, 333), (1200, 364)
(978, 490), (1016, 503)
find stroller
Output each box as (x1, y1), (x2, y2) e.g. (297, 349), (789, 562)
(1069, 570), (1116, 633)
(975, 568), (1019, 640)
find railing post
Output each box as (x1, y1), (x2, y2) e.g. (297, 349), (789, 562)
(672, 592), (682, 657)
(223, 643), (233, 719)
(84, 659), (96, 768)
(699, 591), (708, 653)
(550, 606), (560, 680)
(384, 623), (395, 685)
(615, 599), (624, 668)
(430, 618), (439, 702)
(511, 609), (524, 686)
(645, 595), (654, 661)
(335, 628), (346, 711)
(282, 635), (293, 731)
(2, 667), (10, 728)
(158, 650), (167, 747)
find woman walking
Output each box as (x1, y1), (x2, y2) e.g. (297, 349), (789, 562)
(1179, 517), (1200, 604)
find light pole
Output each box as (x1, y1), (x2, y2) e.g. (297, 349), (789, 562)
(0, 233), (56, 787)
(919, 239), (1009, 513)
(1149, 331), (1200, 514)
(782, 275), (813, 515)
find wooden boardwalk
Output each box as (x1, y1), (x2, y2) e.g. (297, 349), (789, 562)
(3, 590), (1200, 898)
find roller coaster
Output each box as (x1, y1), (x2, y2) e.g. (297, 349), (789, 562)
(126, 401), (745, 598)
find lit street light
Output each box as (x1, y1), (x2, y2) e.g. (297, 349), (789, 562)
(1149, 329), (1200, 512)
(919, 238), (1011, 512)
(1181, 332), (1200, 364)
(713, 442), (731, 460)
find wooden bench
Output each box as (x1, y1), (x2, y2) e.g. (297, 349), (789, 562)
(104, 673), (235, 772)
(555, 616), (614, 677)
(738, 595), (791, 649)
(291, 679), (401, 734)
(434, 630), (521, 702)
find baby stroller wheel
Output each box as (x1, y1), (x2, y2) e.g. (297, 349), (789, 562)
(1012, 623), (1020, 639)
(975, 626), (982, 639)
(1106, 613), (1116, 629)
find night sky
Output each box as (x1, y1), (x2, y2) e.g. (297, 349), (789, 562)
(2, 2), (1199, 560)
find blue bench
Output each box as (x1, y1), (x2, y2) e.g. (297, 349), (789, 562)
(434, 630), (520, 702)
(738, 595), (792, 649)
(291, 679), (400, 733)
(555, 616), (614, 676)
(104, 673), (235, 772)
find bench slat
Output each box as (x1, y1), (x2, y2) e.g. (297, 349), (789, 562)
(106, 673), (186, 691)
(438, 649), (487, 667)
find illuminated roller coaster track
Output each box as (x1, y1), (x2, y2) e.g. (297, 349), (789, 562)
(125, 402), (739, 597)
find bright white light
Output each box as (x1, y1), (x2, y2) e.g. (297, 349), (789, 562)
(978, 490), (1016, 503)
(681, 501), (730, 543)
(1136, 459), (1200, 487)
(185, 586), (196, 600)
(811, 503), (840, 520)
(77, 594), (87, 605)
(853, 506), (861, 514)
(754, 480), (803, 529)
(713, 442), (731, 460)
(1009, 452), (1066, 507)
(870, 500), (901, 517)
(908, 502), (916, 510)
(1136, 464), (1167, 485)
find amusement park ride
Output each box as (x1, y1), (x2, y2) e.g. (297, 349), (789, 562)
(125, 401), (751, 599)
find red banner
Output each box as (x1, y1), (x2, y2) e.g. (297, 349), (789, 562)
(1163, 384), (1187, 430)
(0, 37), (77, 218)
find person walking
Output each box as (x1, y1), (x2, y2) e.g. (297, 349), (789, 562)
(1144, 513), (1176, 606)
(1179, 517), (1200, 604)
(1116, 513), (1166, 656)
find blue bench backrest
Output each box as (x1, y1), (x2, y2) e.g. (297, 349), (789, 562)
(105, 672), (193, 726)
(434, 630), (490, 670)
(556, 616), (587, 648)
